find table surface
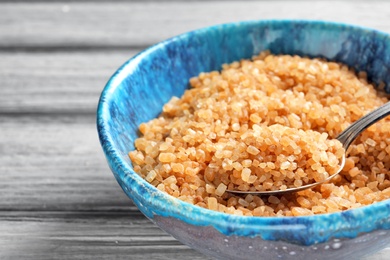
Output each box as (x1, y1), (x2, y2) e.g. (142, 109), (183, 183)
(2, 1), (390, 259)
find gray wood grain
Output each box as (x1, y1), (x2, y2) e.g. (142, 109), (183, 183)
(0, 51), (137, 114)
(1, 1), (390, 50)
(0, 115), (130, 211)
(0, 212), (211, 260)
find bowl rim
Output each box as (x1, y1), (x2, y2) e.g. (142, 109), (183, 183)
(97, 19), (390, 245)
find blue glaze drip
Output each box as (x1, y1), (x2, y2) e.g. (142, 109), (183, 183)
(97, 20), (390, 246)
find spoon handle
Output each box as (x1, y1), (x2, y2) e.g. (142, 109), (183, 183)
(337, 101), (390, 150)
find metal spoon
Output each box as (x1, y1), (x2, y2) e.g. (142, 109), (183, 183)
(227, 101), (390, 195)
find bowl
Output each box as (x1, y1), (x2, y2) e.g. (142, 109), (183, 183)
(97, 20), (390, 259)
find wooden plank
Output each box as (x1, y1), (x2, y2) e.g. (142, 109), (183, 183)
(1, 1), (390, 49)
(0, 51), (137, 113)
(0, 212), (211, 260)
(0, 115), (133, 211)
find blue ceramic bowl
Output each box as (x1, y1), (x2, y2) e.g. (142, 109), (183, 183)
(97, 20), (390, 259)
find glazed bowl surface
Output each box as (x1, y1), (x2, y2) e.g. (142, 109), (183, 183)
(97, 20), (390, 259)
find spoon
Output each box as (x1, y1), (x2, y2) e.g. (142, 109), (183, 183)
(227, 101), (390, 195)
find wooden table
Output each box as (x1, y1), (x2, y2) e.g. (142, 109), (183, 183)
(1, 1), (390, 259)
